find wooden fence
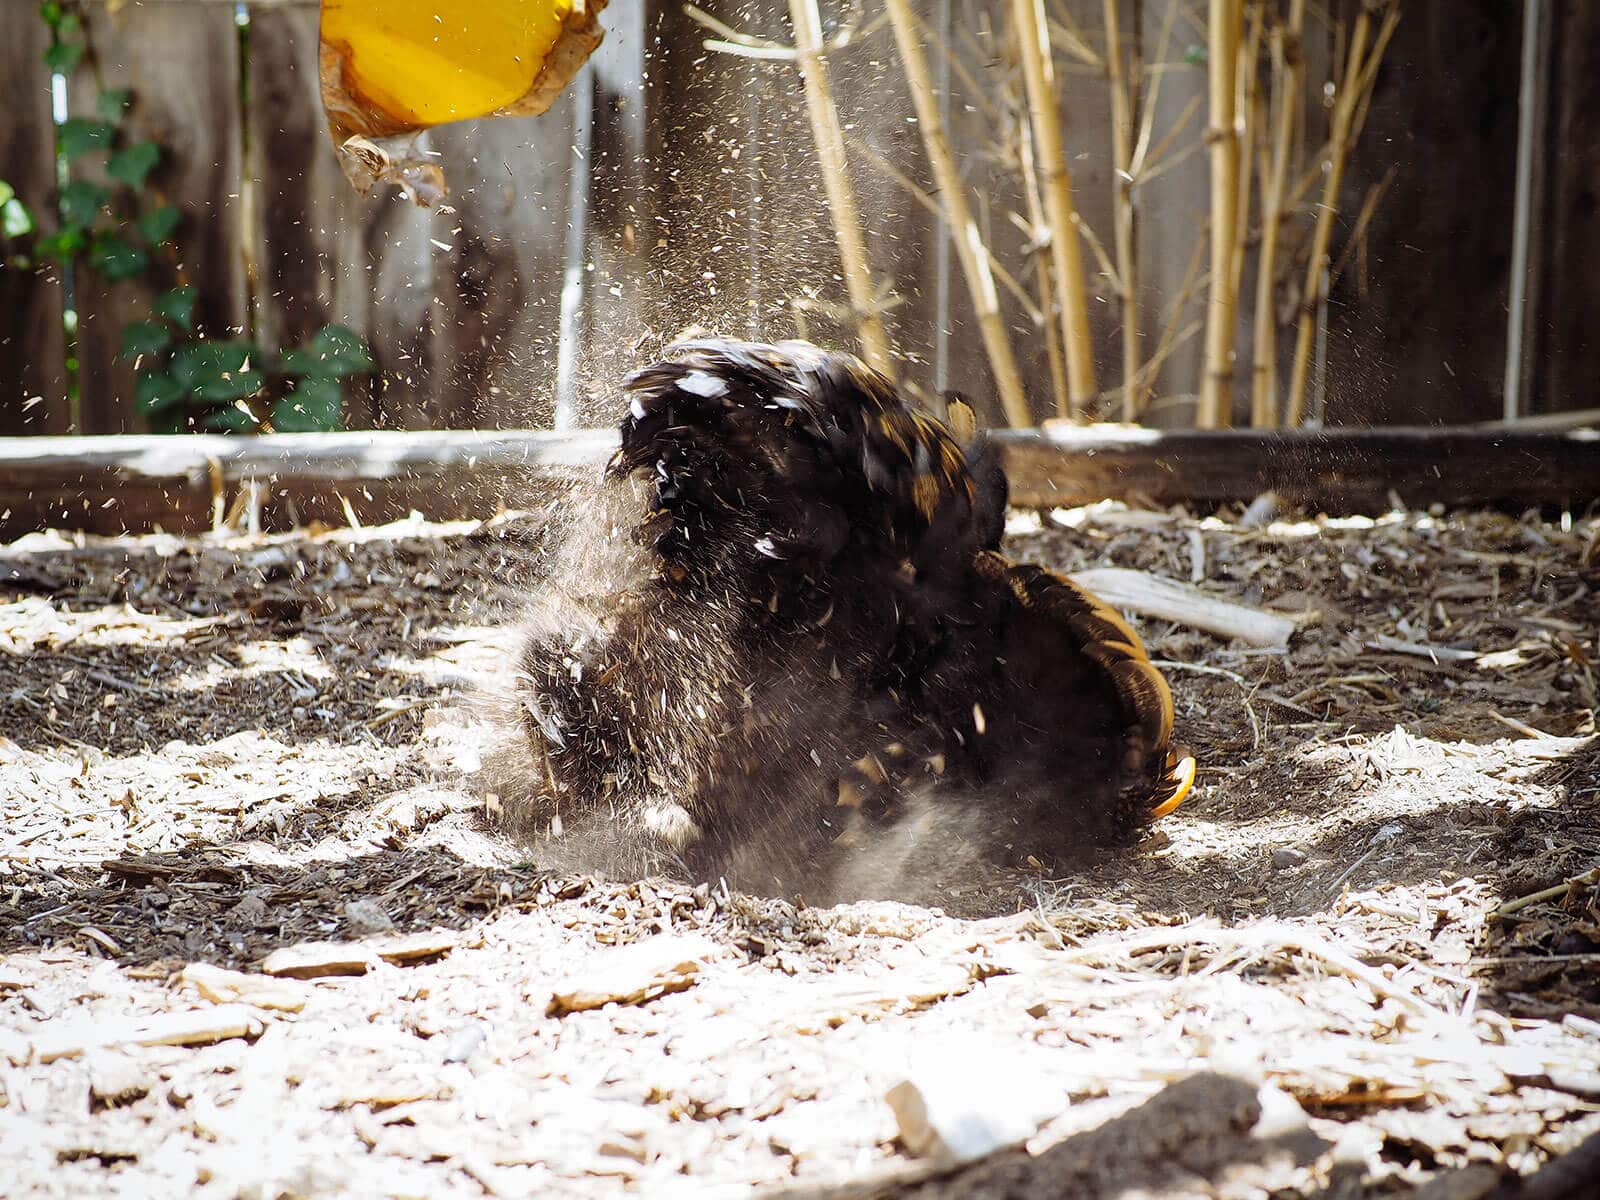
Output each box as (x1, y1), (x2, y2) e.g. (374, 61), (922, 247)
(1, 1), (1596, 437)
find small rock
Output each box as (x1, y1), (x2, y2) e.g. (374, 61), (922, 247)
(343, 898), (395, 935)
(227, 893), (271, 928)
(1271, 847), (1307, 870)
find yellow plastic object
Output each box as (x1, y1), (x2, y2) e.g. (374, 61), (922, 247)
(319, 0), (607, 204)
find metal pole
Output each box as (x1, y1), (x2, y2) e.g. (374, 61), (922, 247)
(555, 66), (595, 430)
(1503, 0), (1546, 423)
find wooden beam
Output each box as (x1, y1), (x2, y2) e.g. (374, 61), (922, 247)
(0, 425), (1597, 540)
(0, 430), (614, 536)
(996, 425), (1600, 512)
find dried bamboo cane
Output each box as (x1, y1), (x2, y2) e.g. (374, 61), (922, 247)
(1199, 0), (1243, 428)
(1012, 0), (1096, 417)
(1250, 0), (1306, 427)
(1016, 95), (1071, 417)
(1285, 6), (1375, 427)
(1229, 2), (1264, 301)
(787, 0), (894, 378)
(1103, 0), (1140, 421)
(884, 0), (1030, 425)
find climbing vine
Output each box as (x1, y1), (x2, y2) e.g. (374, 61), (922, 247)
(5, 1), (374, 434)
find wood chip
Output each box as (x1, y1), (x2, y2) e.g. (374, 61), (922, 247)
(21, 1005), (265, 1065)
(260, 941), (379, 979)
(547, 934), (717, 1016)
(180, 962), (309, 1012)
(372, 930), (459, 965)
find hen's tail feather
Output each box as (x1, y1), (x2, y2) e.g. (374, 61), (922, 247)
(979, 552), (1193, 821)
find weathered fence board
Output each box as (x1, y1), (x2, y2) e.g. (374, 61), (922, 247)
(245, 8), (346, 359)
(0, 6), (70, 435)
(71, 1), (248, 434)
(429, 104), (574, 430)
(1328, 1), (1520, 426)
(1531, 5), (1600, 418)
(580, 1), (655, 411)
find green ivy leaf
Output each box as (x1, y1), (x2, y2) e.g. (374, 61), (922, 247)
(2, 198), (33, 240)
(137, 204), (181, 246)
(154, 285), (197, 330)
(57, 179), (109, 227)
(170, 340), (264, 403)
(107, 141), (161, 190)
(88, 233), (147, 280)
(279, 325), (376, 379)
(57, 11), (80, 37)
(272, 376), (344, 432)
(59, 118), (114, 160)
(119, 320), (172, 361)
(37, 224), (88, 263)
(135, 369), (185, 414)
(43, 40), (83, 74)
(0, 181), (13, 207)
(205, 404), (259, 433)
(39, 2), (64, 30)
(98, 88), (133, 123)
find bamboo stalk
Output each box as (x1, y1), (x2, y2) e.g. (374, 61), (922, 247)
(1103, 0), (1140, 421)
(1285, 6), (1393, 426)
(845, 133), (1045, 326)
(1012, 0), (1096, 416)
(1250, 0), (1305, 427)
(884, 0), (1030, 425)
(787, 0), (894, 378)
(1016, 91), (1071, 418)
(1199, 0), (1243, 428)
(1229, 2), (1264, 302)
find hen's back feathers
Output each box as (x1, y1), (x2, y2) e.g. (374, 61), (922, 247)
(498, 338), (1192, 893)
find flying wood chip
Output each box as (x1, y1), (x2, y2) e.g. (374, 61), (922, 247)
(319, 0), (608, 205)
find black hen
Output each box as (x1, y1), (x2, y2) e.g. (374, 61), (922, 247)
(492, 338), (1192, 895)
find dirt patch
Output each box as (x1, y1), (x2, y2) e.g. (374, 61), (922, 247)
(2, 503), (1597, 1198)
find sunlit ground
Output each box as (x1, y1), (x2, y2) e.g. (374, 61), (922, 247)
(1, 506), (1596, 1197)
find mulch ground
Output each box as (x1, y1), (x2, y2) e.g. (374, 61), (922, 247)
(1, 499), (1597, 1199)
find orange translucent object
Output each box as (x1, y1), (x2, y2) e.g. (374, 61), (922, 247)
(321, 0), (575, 130)
(319, 0), (606, 201)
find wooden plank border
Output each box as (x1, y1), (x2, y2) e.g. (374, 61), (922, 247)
(0, 426), (1596, 539)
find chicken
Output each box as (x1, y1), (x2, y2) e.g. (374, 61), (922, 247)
(489, 338), (1193, 895)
